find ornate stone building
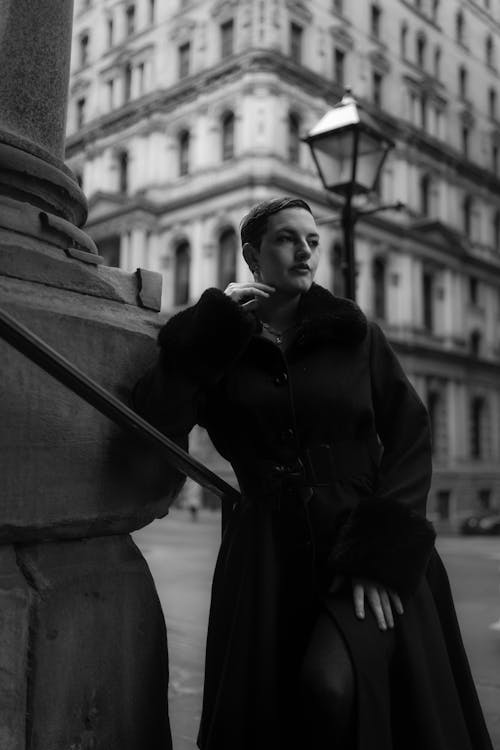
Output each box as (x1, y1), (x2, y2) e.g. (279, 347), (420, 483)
(66, 0), (500, 526)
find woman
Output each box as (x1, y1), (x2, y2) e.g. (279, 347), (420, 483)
(134, 197), (493, 750)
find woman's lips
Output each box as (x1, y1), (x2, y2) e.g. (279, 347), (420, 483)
(290, 265), (310, 273)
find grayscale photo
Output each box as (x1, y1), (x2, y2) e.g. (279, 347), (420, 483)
(0, 0), (499, 748)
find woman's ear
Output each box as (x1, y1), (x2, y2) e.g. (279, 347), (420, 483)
(242, 242), (260, 275)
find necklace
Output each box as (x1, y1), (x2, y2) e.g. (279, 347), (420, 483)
(261, 321), (296, 346)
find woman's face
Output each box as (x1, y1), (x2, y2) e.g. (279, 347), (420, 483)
(251, 208), (321, 296)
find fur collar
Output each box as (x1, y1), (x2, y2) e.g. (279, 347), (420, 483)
(256, 283), (368, 352)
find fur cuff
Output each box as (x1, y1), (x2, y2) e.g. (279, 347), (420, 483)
(328, 498), (436, 598)
(157, 288), (257, 384)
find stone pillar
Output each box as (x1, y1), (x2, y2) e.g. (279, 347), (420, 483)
(0, 2), (172, 748)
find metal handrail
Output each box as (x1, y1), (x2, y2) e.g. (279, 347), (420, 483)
(0, 306), (241, 506)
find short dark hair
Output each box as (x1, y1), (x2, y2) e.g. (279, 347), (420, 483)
(240, 197), (313, 250)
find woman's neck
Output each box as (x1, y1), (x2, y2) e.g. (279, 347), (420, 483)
(258, 290), (301, 331)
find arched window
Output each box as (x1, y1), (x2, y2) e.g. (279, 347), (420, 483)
(288, 112), (301, 164)
(431, 0), (440, 23)
(470, 330), (481, 357)
(427, 390), (440, 454)
(493, 211), (500, 251)
(178, 130), (190, 176)
(174, 241), (190, 306)
(400, 22), (408, 59)
(422, 270), (434, 331)
(470, 396), (485, 458)
(434, 46), (441, 79)
(222, 111), (235, 161)
(416, 33), (426, 69)
(456, 10), (464, 44)
(124, 62), (132, 101)
(218, 227), (237, 290)
(373, 257), (386, 319)
(458, 65), (468, 99)
(463, 195), (472, 238)
(331, 242), (344, 297)
(420, 173), (430, 216)
(117, 149), (129, 193)
(486, 35), (494, 67)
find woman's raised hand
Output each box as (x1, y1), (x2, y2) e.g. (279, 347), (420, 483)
(224, 282), (275, 312)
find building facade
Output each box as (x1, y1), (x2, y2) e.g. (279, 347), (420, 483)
(66, 0), (500, 526)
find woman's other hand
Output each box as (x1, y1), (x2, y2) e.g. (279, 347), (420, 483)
(329, 575), (404, 630)
(224, 282), (275, 312)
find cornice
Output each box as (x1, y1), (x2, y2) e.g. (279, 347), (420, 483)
(65, 48), (500, 196)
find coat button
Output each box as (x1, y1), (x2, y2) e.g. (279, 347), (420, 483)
(272, 464), (285, 475)
(280, 428), (295, 443)
(273, 373), (288, 386)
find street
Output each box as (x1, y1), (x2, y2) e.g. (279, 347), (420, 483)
(133, 510), (500, 750)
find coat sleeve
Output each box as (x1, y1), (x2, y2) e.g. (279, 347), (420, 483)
(328, 322), (436, 599)
(132, 288), (257, 501)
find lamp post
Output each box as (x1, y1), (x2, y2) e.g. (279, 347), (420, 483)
(303, 89), (395, 301)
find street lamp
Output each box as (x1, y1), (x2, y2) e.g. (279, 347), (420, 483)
(303, 89), (395, 300)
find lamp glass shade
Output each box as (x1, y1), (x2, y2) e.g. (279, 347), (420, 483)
(309, 127), (388, 196)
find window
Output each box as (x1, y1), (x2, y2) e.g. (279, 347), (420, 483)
(400, 23), (408, 59)
(179, 42), (191, 79)
(373, 257), (386, 319)
(436, 490), (450, 521)
(149, 0), (155, 24)
(489, 87), (497, 119)
(76, 97), (86, 129)
(493, 144), (499, 176)
(333, 0), (343, 13)
(137, 62), (145, 94)
(370, 4), (381, 38)
(461, 125), (469, 158)
(470, 396), (484, 458)
(416, 34), (426, 69)
(434, 46), (441, 79)
(288, 113), (301, 164)
(79, 33), (89, 67)
(372, 71), (383, 108)
(218, 228), (238, 290)
(479, 488), (491, 510)
(486, 35), (494, 67)
(222, 112), (235, 161)
(420, 174), (430, 216)
(427, 390), (440, 454)
(494, 211), (500, 250)
(174, 242), (190, 306)
(179, 130), (190, 176)
(470, 330), (481, 357)
(331, 242), (344, 297)
(334, 48), (345, 86)
(124, 62), (132, 102)
(290, 22), (303, 64)
(107, 17), (114, 47)
(422, 271), (434, 331)
(463, 196), (472, 237)
(118, 150), (129, 193)
(456, 10), (464, 44)
(221, 19), (234, 58)
(458, 65), (467, 99)
(107, 78), (114, 109)
(469, 277), (478, 305)
(126, 4), (135, 36)
(420, 93), (428, 131)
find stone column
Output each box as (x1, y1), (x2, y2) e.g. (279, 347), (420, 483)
(0, 2), (172, 748)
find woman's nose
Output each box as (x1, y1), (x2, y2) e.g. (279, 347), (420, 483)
(296, 239), (312, 258)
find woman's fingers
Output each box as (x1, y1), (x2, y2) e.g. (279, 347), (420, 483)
(389, 589), (404, 615)
(353, 582), (365, 619)
(366, 586), (388, 630)
(378, 588), (394, 629)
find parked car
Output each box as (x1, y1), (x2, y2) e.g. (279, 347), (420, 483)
(460, 512), (500, 536)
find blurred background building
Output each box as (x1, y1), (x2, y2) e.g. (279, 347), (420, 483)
(66, 0), (500, 527)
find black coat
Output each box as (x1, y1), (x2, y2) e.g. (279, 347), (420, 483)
(134, 283), (493, 750)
